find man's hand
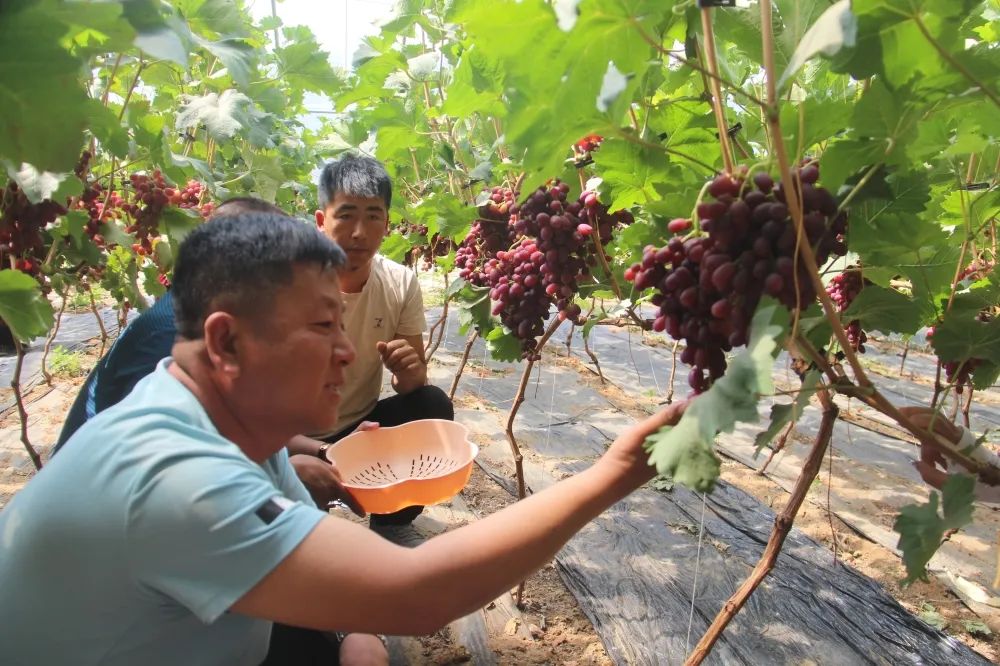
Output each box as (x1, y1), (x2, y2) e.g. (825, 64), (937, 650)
(376, 338), (426, 394)
(598, 400), (688, 490)
(289, 455), (366, 517)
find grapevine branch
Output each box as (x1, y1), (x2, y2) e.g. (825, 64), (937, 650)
(506, 317), (564, 501)
(449, 329), (478, 401)
(699, 8), (735, 175)
(686, 390), (838, 665)
(41, 287), (70, 386)
(11, 337), (42, 471)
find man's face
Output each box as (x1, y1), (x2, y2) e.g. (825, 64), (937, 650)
(318, 193), (389, 273)
(233, 263), (356, 436)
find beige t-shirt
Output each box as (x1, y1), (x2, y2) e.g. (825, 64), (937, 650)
(326, 254), (426, 435)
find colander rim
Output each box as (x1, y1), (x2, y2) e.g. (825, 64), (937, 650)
(326, 419), (480, 490)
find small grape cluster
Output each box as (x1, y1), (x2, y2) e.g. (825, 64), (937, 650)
(626, 165), (848, 392)
(0, 180), (65, 279)
(826, 268), (867, 352)
(573, 133), (604, 157)
(121, 171), (170, 256)
(927, 325), (984, 394)
(168, 180), (207, 215)
(78, 180), (126, 246)
(456, 186), (520, 286)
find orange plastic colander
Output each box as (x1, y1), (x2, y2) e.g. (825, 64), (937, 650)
(324, 419), (479, 515)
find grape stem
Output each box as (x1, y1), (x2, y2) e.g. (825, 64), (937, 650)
(505, 316), (564, 607)
(10, 336), (42, 471)
(686, 389), (838, 665)
(699, 8), (735, 175)
(758, 0), (870, 389)
(449, 329), (479, 401)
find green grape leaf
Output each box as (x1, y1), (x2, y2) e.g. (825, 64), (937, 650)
(0, 1), (89, 172)
(645, 299), (788, 492)
(98, 220), (135, 249)
(842, 285), (926, 335)
(893, 473), (975, 585)
(379, 234), (411, 264)
(6, 164), (80, 205)
(195, 37), (255, 89)
(592, 140), (672, 212)
(485, 325), (522, 363)
(160, 207), (202, 247)
(779, 0), (856, 91)
(930, 312), (1000, 366)
(0, 269), (55, 341)
(754, 370), (820, 454)
(85, 100), (130, 159)
(972, 362), (1000, 392)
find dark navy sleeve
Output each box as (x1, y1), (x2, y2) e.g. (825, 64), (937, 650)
(94, 293), (177, 413)
(55, 292), (177, 452)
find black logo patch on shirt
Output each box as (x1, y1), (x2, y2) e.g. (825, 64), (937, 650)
(374, 317), (384, 329)
(255, 496), (295, 525)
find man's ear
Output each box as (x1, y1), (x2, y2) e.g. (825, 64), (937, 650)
(315, 210), (325, 230)
(203, 311), (242, 378)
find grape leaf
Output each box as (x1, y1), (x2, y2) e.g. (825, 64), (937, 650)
(0, 0), (89, 172)
(754, 370), (820, 454)
(930, 312), (1000, 366)
(893, 473), (975, 585)
(972, 362), (1000, 392)
(645, 299), (788, 492)
(842, 284), (926, 336)
(485, 325), (522, 363)
(778, 0), (856, 91)
(0, 269), (55, 342)
(379, 234), (411, 264)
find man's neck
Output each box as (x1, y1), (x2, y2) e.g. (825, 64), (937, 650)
(168, 345), (288, 463)
(338, 258), (375, 294)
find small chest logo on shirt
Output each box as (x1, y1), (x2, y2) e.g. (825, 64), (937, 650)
(374, 317), (384, 329)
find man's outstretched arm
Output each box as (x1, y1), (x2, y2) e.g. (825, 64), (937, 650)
(231, 401), (686, 636)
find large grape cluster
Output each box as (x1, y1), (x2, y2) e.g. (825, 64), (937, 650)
(0, 181), (65, 280)
(826, 268), (867, 352)
(494, 181), (633, 356)
(625, 165), (848, 392)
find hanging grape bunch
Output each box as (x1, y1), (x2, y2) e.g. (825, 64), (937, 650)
(626, 164), (849, 392)
(120, 171), (169, 256)
(456, 186), (519, 286)
(488, 180), (633, 358)
(0, 181), (65, 281)
(826, 267), (867, 352)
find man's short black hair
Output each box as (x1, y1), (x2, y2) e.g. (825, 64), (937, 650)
(212, 196), (286, 218)
(317, 154), (392, 210)
(172, 212), (346, 340)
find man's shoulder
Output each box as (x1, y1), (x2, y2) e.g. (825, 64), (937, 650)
(373, 254), (417, 283)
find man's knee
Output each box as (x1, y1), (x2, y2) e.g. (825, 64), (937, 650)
(338, 633), (388, 666)
(411, 384), (454, 421)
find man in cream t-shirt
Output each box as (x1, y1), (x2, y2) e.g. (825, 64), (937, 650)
(314, 154), (454, 525)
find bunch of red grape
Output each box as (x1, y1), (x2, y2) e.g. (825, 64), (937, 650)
(78, 180), (126, 247)
(625, 165), (849, 392)
(456, 186), (520, 286)
(826, 268), (867, 352)
(488, 238), (553, 359)
(485, 181), (633, 356)
(0, 180), (65, 280)
(168, 179), (211, 217)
